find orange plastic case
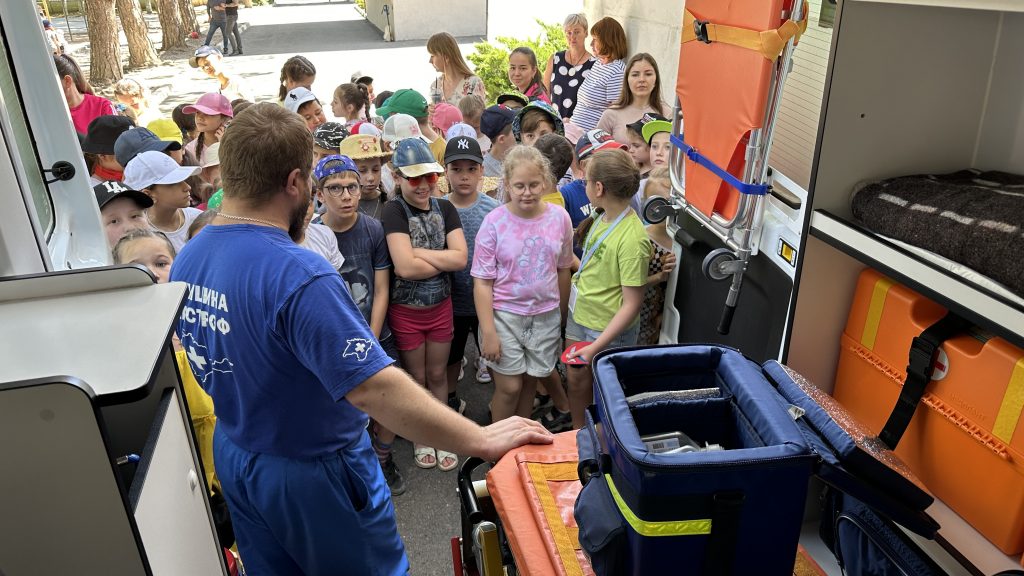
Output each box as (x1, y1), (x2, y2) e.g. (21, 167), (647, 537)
(833, 268), (1024, 554)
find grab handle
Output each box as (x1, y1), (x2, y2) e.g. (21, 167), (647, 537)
(457, 457), (487, 525)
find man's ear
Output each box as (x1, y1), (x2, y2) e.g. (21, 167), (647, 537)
(286, 167), (309, 198)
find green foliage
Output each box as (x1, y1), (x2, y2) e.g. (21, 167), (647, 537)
(467, 19), (567, 105)
(354, 0), (366, 11)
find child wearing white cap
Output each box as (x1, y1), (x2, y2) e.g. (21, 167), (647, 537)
(124, 150), (202, 252)
(284, 87), (326, 132)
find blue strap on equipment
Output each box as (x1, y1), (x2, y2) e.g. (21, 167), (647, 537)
(670, 134), (769, 196)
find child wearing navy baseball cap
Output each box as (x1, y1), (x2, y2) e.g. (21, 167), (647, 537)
(443, 135), (501, 397)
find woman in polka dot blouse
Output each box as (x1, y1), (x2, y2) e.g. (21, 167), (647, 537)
(544, 13), (596, 121)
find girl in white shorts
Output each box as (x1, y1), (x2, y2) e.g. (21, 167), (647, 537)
(472, 146), (574, 422)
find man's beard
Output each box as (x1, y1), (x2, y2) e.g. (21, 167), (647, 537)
(288, 185), (311, 242)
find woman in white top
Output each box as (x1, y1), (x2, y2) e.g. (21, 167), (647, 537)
(427, 32), (487, 106)
(568, 17), (629, 134)
(597, 53), (670, 145)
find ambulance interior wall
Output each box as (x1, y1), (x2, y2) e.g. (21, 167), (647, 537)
(788, 3), (1024, 388)
(810, 4), (1024, 219)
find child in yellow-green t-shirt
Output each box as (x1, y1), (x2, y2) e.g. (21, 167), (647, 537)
(564, 148), (652, 429)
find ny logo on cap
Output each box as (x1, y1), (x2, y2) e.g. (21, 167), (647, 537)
(457, 138), (470, 150)
(101, 181), (129, 194)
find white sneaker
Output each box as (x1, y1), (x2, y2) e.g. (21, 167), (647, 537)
(458, 357), (467, 381)
(475, 357), (492, 384)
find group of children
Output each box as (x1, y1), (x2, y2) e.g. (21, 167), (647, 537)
(72, 51), (678, 501)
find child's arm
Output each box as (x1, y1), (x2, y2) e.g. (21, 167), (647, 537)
(558, 268), (571, 322)
(474, 278), (502, 363)
(576, 285), (644, 361)
(645, 251), (677, 286)
(411, 228), (468, 272)
(386, 233), (444, 280)
(370, 268), (390, 338)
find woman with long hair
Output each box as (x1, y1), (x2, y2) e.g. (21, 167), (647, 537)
(544, 13), (596, 120)
(597, 53), (668, 145)
(568, 17), (628, 133)
(508, 47), (550, 105)
(54, 53), (114, 134)
(427, 32), (486, 106)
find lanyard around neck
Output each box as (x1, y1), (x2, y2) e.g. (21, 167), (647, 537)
(579, 208), (630, 272)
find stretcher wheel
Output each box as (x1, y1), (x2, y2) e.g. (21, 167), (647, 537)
(703, 248), (736, 281)
(642, 195), (673, 224)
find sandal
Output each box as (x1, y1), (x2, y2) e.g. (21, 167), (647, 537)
(414, 445), (436, 469)
(437, 449), (458, 472)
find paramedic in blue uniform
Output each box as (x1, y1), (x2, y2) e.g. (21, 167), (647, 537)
(171, 102), (553, 575)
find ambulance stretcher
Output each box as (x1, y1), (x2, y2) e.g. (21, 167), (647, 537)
(645, 0), (808, 336)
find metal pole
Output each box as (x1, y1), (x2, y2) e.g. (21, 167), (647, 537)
(63, 0), (73, 42)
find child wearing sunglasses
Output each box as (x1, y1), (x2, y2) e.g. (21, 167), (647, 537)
(381, 138), (468, 472)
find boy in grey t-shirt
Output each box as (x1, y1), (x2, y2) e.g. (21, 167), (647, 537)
(443, 135), (500, 402)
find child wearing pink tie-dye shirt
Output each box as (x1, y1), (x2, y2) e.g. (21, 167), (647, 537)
(472, 146), (574, 423)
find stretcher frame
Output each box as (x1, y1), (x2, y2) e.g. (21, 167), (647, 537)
(663, 0), (806, 334)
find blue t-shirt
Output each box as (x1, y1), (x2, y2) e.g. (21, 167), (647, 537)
(560, 178), (593, 230)
(333, 214), (392, 340)
(171, 224), (394, 458)
(445, 193), (500, 317)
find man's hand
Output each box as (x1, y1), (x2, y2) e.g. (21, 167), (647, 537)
(474, 416), (553, 461)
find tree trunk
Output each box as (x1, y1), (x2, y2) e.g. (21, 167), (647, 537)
(157, 0), (187, 50)
(116, 0), (161, 68)
(84, 0), (122, 86)
(178, 0), (200, 35)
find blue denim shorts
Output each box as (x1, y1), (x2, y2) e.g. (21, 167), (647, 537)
(564, 309), (639, 348)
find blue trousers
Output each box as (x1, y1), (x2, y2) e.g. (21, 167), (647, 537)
(214, 427), (409, 575)
(204, 20), (229, 52)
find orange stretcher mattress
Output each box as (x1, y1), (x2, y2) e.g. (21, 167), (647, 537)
(676, 0), (787, 220)
(486, 432), (828, 576)
(487, 431), (593, 576)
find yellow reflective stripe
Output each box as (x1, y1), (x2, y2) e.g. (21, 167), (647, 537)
(527, 462), (584, 576)
(605, 476), (712, 537)
(861, 277), (894, 350)
(993, 358), (1024, 443)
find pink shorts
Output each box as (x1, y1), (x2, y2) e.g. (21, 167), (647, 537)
(388, 298), (454, 351)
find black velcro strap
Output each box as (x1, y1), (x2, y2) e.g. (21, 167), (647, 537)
(879, 311), (969, 449)
(702, 491), (745, 576)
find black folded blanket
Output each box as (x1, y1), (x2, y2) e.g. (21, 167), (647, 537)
(850, 169), (1024, 297)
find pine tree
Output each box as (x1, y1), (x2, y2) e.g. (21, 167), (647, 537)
(83, 0), (122, 85)
(116, 0), (161, 68)
(157, 0), (187, 50)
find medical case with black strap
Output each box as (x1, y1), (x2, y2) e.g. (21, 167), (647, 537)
(574, 345), (938, 576)
(834, 268), (1024, 554)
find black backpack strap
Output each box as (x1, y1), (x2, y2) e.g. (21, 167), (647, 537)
(702, 491), (745, 576)
(879, 311), (969, 449)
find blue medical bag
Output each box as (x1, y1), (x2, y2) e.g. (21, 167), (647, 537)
(575, 345), (937, 576)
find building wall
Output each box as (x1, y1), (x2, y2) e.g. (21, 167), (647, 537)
(582, 0), (685, 101)
(583, 0), (836, 191)
(365, 0), (486, 42)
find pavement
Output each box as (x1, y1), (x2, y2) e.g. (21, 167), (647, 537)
(58, 0), (580, 120)
(55, 1), (583, 572)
